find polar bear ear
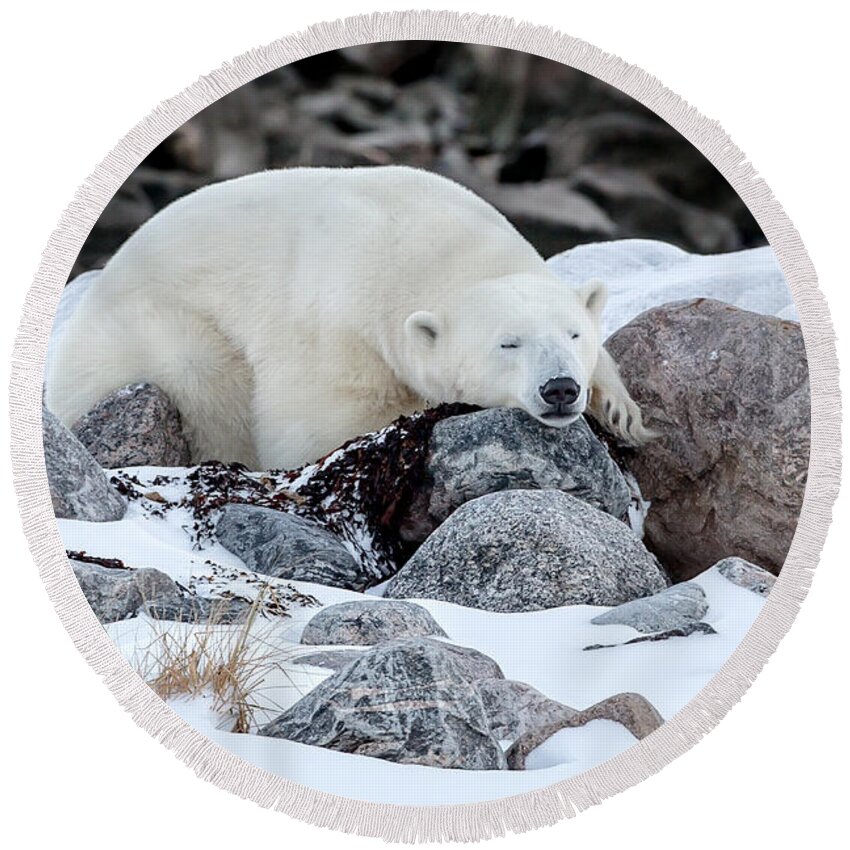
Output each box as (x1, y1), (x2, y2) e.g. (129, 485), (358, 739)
(579, 279), (608, 323)
(405, 311), (441, 348)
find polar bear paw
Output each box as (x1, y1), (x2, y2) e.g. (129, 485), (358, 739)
(589, 349), (659, 447)
(593, 389), (657, 446)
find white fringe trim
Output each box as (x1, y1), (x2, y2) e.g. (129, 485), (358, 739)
(8, 9), (841, 842)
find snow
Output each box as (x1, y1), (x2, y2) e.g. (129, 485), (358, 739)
(51, 239), (788, 804)
(546, 239), (795, 337)
(57, 466), (766, 805)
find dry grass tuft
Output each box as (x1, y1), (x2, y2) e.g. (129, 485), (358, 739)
(138, 589), (298, 733)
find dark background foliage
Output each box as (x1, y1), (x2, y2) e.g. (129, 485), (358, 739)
(72, 42), (764, 277)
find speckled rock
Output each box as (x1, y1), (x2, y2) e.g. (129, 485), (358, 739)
(606, 299), (809, 578)
(71, 382), (191, 468)
(215, 504), (367, 590)
(478, 679), (576, 740)
(71, 561), (247, 624)
(591, 582), (708, 633)
(385, 490), (668, 612)
(583, 620), (716, 650)
(259, 638), (508, 770)
(293, 648), (366, 671)
(401, 408), (631, 542)
(301, 600), (446, 645)
(715, 557), (776, 598)
(419, 639), (505, 682)
(43, 407), (126, 521)
(507, 692), (664, 769)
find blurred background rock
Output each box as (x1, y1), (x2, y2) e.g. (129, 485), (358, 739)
(72, 42), (764, 277)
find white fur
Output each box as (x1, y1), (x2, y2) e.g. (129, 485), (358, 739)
(46, 166), (650, 470)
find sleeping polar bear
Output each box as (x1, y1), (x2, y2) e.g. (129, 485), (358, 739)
(46, 166), (651, 470)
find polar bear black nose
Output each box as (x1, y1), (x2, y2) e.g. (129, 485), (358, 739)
(540, 376), (580, 406)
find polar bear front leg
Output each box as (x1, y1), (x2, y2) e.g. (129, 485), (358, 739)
(588, 347), (656, 446)
(251, 364), (400, 471)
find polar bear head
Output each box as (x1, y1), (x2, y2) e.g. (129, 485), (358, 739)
(402, 274), (606, 427)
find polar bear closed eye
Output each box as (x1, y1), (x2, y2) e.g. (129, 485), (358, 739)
(46, 165), (652, 470)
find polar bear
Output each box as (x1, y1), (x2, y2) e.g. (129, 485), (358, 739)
(46, 166), (650, 471)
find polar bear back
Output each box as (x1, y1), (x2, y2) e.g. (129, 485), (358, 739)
(46, 166), (554, 468)
(117, 166), (542, 334)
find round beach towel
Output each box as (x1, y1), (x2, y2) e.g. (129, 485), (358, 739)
(10, 11), (840, 842)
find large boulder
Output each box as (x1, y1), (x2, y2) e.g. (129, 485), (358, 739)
(300, 600), (447, 645)
(43, 408), (126, 522)
(606, 299), (809, 579)
(259, 638), (508, 770)
(401, 408), (631, 542)
(215, 504), (367, 590)
(71, 382), (191, 468)
(385, 490), (668, 612)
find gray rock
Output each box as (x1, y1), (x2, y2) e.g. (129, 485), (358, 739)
(71, 383), (191, 468)
(43, 408), (126, 522)
(301, 600), (446, 646)
(435, 150), (616, 258)
(293, 648), (366, 671)
(567, 165), (740, 254)
(478, 679), (576, 740)
(71, 561), (246, 624)
(401, 408), (630, 543)
(506, 692), (664, 769)
(607, 299), (809, 579)
(215, 504), (367, 590)
(298, 637), (506, 681)
(145, 593), (249, 624)
(259, 638), (508, 770)
(477, 178), (617, 258)
(591, 582), (708, 633)
(419, 639), (505, 682)
(583, 620), (716, 650)
(386, 490), (668, 612)
(715, 557), (776, 598)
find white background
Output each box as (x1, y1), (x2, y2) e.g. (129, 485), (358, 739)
(1, 2), (846, 846)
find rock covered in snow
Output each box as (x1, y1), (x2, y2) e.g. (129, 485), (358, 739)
(590, 582), (708, 633)
(71, 560), (247, 624)
(401, 408), (631, 543)
(546, 240), (795, 338)
(259, 638), (508, 770)
(385, 490), (668, 612)
(506, 692), (664, 769)
(301, 600), (447, 645)
(71, 382), (191, 468)
(714, 557), (776, 598)
(606, 299), (809, 579)
(43, 408), (126, 522)
(583, 620), (716, 651)
(215, 504), (367, 590)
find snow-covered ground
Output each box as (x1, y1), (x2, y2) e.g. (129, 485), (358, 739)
(60, 465), (764, 804)
(52, 239), (792, 805)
